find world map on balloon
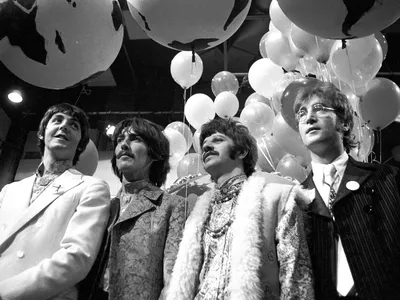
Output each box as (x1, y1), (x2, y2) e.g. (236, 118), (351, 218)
(127, 0), (251, 51)
(277, 0), (400, 39)
(0, 0), (124, 89)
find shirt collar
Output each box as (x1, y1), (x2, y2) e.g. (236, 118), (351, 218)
(122, 178), (150, 195)
(312, 151), (349, 183)
(35, 161), (71, 177)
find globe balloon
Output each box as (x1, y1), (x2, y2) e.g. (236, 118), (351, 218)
(127, 0), (251, 51)
(277, 0), (400, 39)
(0, 0), (124, 89)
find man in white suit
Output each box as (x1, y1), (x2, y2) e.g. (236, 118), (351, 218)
(0, 103), (110, 300)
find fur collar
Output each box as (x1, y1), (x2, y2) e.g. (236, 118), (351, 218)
(166, 173), (267, 300)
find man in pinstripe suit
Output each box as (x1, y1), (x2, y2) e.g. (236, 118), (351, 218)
(294, 81), (400, 300)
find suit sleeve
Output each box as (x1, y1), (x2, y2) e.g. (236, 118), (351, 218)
(159, 195), (186, 300)
(276, 186), (315, 300)
(0, 179), (110, 300)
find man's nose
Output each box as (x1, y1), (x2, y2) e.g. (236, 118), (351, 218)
(120, 139), (130, 150)
(202, 144), (213, 153)
(305, 110), (317, 124)
(59, 121), (69, 132)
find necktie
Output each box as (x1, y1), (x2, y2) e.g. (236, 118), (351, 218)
(323, 164), (354, 296)
(323, 164), (337, 215)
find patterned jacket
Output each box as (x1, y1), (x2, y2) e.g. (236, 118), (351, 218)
(166, 172), (315, 300)
(108, 183), (186, 300)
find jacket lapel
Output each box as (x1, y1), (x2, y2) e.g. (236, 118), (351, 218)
(334, 157), (373, 205)
(302, 173), (331, 218)
(115, 185), (163, 225)
(0, 169), (83, 247)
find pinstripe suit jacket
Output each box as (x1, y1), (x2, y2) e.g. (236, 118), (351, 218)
(302, 157), (400, 300)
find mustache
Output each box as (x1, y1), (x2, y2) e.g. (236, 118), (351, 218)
(202, 150), (218, 162)
(117, 151), (134, 159)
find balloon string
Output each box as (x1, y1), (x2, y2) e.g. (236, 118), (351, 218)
(300, 58), (307, 76)
(344, 43), (357, 94)
(259, 138), (276, 171)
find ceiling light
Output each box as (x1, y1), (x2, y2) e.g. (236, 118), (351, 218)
(106, 125), (115, 137)
(8, 90), (23, 103)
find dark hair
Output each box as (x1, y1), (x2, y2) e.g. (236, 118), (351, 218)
(37, 103), (90, 165)
(199, 118), (258, 177)
(111, 117), (170, 187)
(293, 80), (357, 152)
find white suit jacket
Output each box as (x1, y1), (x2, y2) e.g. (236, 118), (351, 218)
(0, 168), (110, 300)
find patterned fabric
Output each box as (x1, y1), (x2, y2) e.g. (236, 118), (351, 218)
(194, 175), (246, 300)
(323, 164), (337, 217)
(31, 161), (71, 204)
(166, 172), (315, 300)
(303, 157), (400, 300)
(108, 183), (186, 300)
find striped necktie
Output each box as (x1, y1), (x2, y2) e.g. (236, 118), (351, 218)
(323, 164), (355, 296)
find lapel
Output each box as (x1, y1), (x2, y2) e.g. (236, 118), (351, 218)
(0, 169), (83, 247)
(302, 173), (331, 218)
(7, 175), (36, 217)
(334, 157), (373, 205)
(115, 184), (163, 225)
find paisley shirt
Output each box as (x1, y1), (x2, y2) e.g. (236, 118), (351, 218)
(31, 161), (71, 204)
(108, 182), (186, 300)
(195, 175), (246, 300)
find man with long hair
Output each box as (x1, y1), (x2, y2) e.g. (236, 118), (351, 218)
(106, 117), (186, 300)
(166, 118), (314, 300)
(0, 103), (110, 299)
(294, 80), (400, 299)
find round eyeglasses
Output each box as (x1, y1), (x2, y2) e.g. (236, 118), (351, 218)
(295, 103), (336, 123)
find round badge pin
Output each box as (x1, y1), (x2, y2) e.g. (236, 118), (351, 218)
(346, 181), (360, 191)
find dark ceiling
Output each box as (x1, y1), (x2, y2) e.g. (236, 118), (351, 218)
(0, 0), (400, 163)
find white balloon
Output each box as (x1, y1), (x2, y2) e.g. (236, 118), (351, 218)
(184, 93), (215, 129)
(76, 140), (99, 176)
(248, 58), (285, 98)
(170, 51), (203, 89)
(214, 91), (239, 118)
(163, 128), (187, 167)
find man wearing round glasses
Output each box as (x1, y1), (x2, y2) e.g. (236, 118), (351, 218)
(294, 80), (400, 300)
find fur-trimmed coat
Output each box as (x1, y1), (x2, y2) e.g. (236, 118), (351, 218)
(166, 172), (315, 300)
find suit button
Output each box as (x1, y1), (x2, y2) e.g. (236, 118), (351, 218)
(37, 222), (43, 228)
(1, 224), (6, 230)
(17, 251), (25, 258)
(366, 187), (375, 195)
(363, 205), (373, 214)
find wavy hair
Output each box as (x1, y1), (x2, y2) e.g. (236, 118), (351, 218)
(199, 118), (258, 177)
(293, 80), (357, 152)
(111, 118), (170, 186)
(37, 103), (90, 165)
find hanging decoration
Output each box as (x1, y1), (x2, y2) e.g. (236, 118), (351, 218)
(126, 0), (251, 51)
(0, 0), (124, 89)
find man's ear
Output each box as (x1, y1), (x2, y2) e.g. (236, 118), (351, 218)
(237, 149), (248, 160)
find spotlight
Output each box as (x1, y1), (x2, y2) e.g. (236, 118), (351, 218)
(106, 125), (115, 137)
(8, 90), (23, 103)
